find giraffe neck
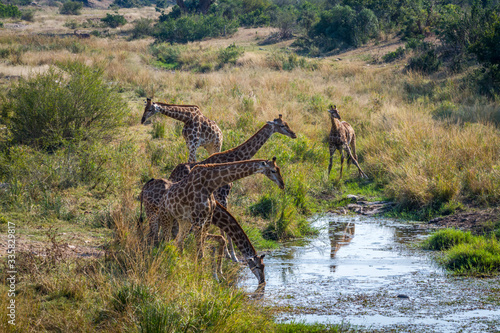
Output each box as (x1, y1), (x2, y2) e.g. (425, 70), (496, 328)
(155, 103), (200, 123)
(330, 117), (342, 134)
(206, 124), (275, 163)
(212, 202), (257, 259)
(189, 160), (266, 194)
(169, 124), (275, 183)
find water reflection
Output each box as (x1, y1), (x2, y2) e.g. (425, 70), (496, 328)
(240, 215), (499, 332)
(329, 221), (355, 258)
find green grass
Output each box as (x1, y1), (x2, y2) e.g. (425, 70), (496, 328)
(422, 228), (475, 251)
(423, 229), (500, 275)
(276, 321), (346, 332)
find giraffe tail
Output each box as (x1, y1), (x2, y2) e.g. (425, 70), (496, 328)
(138, 190), (144, 225)
(348, 134), (358, 166)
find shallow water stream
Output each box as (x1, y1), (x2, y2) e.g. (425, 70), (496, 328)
(241, 214), (500, 332)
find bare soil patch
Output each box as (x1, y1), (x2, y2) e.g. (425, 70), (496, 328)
(428, 207), (500, 234)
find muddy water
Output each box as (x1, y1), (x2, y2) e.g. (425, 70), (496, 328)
(241, 214), (500, 332)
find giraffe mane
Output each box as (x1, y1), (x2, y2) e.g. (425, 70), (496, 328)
(189, 159), (268, 171)
(153, 101), (201, 109)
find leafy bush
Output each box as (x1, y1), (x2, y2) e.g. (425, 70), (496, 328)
(406, 48), (441, 74)
(307, 5), (379, 52)
(0, 3), (21, 18)
(101, 13), (127, 28)
(130, 18), (153, 39)
(21, 9), (34, 21)
(2, 62), (127, 150)
(60, 1), (83, 15)
(218, 43), (243, 65)
(382, 46), (405, 63)
(154, 14), (238, 43)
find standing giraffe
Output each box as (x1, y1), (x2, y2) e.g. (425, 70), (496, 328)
(141, 98), (223, 163)
(141, 158), (284, 280)
(164, 115), (296, 260)
(327, 105), (367, 179)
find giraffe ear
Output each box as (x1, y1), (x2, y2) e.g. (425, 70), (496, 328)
(261, 161), (266, 166)
(272, 156), (276, 162)
(260, 254), (265, 259)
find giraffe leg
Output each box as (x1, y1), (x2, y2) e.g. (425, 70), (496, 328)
(206, 233), (226, 279)
(187, 142), (200, 163)
(344, 145), (367, 179)
(339, 150), (345, 180)
(328, 147), (335, 176)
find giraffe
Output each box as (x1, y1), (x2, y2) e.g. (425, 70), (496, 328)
(141, 98), (223, 163)
(165, 114), (296, 260)
(327, 105), (367, 179)
(140, 158), (284, 279)
(211, 202), (266, 285)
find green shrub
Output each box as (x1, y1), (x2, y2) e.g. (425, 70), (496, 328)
(21, 9), (34, 22)
(60, 1), (83, 15)
(0, 3), (21, 18)
(101, 13), (127, 28)
(130, 18), (153, 39)
(249, 194), (278, 220)
(2, 62), (127, 150)
(382, 46), (405, 63)
(422, 228), (474, 251)
(218, 43), (243, 65)
(406, 48), (441, 73)
(154, 14), (238, 43)
(307, 5), (378, 51)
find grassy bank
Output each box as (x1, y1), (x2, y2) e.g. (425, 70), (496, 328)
(422, 227), (500, 275)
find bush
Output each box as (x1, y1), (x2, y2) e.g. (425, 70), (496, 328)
(382, 46), (405, 63)
(0, 3), (21, 18)
(154, 14), (238, 43)
(101, 13), (127, 28)
(21, 9), (34, 21)
(217, 43), (243, 65)
(130, 18), (153, 39)
(2, 62), (127, 150)
(307, 5), (379, 52)
(406, 48), (441, 74)
(60, 1), (83, 15)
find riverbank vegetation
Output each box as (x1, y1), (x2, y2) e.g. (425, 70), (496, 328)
(0, 0), (499, 330)
(422, 227), (500, 275)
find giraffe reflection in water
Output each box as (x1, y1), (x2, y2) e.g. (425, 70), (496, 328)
(329, 221), (355, 272)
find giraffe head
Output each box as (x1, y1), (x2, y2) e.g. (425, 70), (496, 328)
(247, 254), (266, 285)
(328, 104), (341, 120)
(260, 157), (285, 190)
(267, 114), (297, 139)
(141, 98), (157, 124)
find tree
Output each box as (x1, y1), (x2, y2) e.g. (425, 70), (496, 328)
(176, 0), (214, 14)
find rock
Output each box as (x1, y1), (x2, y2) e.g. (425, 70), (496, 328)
(397, 294), (410, 299)
(346, 194), (359, 202)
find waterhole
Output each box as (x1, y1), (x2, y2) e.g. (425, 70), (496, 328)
(241, 214), (500, 332)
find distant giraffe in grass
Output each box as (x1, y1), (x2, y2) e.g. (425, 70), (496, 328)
(141, 98), (223, 163)
(327, 105), (367, 179)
